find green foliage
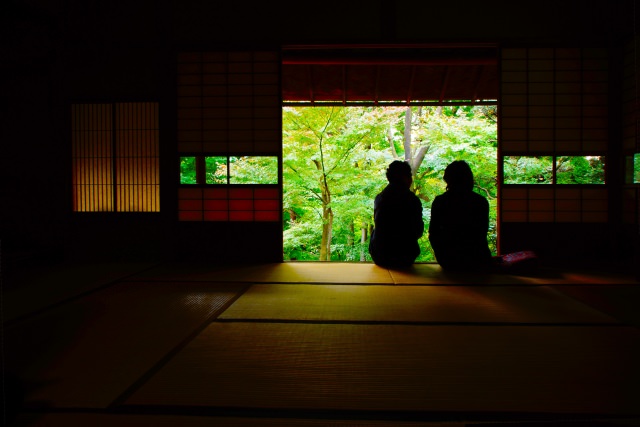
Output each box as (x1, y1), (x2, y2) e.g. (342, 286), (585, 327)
(409, 107), (498, 259)
(556, 156), (605, 184)
(283, 105), (499, 261)
(283, 218), (322, 260)
(229, 156), (278, 184)
(180, 157), (197, 184)
(205, 156), (227, 184)
(503, 155), (605, 185)
(503, 156), (553, 184)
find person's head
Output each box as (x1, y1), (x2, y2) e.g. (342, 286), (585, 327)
(443, 160), (474, 192)
(386, 160), (412, 187)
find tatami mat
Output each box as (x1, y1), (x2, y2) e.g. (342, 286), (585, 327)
(219, 284), (619, 324)
(5, 261), (158, 322)
(5, 281), (247, 409)
(10, 413), (468, 427)
(123, 322), (640, 416)
(389, 265), (549, 285)
(390, 264), (639, 285)
(10, 413), (640, 427)
(130, 262), (395, 284)
(553, 285), (640, 327)
(7, 261), (640, 426)
(128, 262), (638, 286)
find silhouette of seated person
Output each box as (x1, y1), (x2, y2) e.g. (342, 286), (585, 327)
(369, 160), (424, 269)
(428, 160), (494, 272)
(429, 160), (539, 274)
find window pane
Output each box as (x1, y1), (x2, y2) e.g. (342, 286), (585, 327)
(556, 156), (605, 184)
(229, 156), (278, 184)
(180, 156), (197, 184)
(503, 156), (553, 184)
(205, 156), (228, 184)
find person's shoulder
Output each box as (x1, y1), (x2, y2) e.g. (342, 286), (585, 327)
(469, 191), (489, 206)
(430, 192), (447, 208)
(470, 191), (488, 201)
(434, 191), (450, 201)
(374, 191), (384, 204)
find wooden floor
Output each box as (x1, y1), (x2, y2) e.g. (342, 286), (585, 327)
(4, 261), (640, 426)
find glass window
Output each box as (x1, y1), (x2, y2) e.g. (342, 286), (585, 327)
(229, 156), (278, 184)
(180, 157), (197, 184)
(205, 156), (228, 184)
(503, 156), (553, 184)
(180, 155), (279, 185)
(555, 155), (605, 184)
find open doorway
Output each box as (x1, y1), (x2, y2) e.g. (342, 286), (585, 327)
(282, 105), (497, 261)
(281, 45), (499, 262)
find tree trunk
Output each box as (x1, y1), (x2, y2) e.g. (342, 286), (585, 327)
(387, 124), (398, 158)
(411, 145), (429, 178)
(313, 156), (334, 261)
(287, 208), (297, 223)
(402, 107), (430, 191)
(320, 205), (333, 260)
(360, 226), (368, 261)
(404, 107), (412, 162)
(319, 179), (333, 261)
(348, 223), (354, 246)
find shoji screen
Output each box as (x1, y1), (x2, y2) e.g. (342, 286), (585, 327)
(72, 104), (114, 211)
(500, 47), (609, 224)
(177, 51), (281, 222)
(72, 102), (160, 212)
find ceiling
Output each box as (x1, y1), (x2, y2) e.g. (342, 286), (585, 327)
(281, 45), (499, 105)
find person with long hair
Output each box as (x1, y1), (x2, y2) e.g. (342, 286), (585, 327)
(428, 160), (494, 272)
(429, 160), (538, 273)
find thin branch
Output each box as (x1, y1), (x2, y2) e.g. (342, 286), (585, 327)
(475, 184), (495, 200)
(284, 162), (323, 203)
(328, 127), (376, 175)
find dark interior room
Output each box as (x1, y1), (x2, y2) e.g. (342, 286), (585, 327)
(2, 1), (640, 426)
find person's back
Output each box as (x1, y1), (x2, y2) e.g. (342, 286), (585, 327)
(428, 160), (492, 272)
(429, 189), (492, 271)
(369, 161), (424, 269)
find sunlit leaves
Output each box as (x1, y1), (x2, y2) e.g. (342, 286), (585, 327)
(180, 157), (197, 184)
(283, 105), (499, 261)
(503, 156), (553, 184)
(229, 156), (278, 184)
(555, 156), (605, 184)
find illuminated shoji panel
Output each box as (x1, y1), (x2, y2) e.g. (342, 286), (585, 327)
(177, 51), (282, 222)
(72, 104), (114, 211)
(500, 47), (609, 224)
(72, 103), (160, 212)
(115, 103), (160, 212)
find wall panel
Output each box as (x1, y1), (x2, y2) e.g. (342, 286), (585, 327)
(177, 51), (282, 223)
(500, 47), (609, 227)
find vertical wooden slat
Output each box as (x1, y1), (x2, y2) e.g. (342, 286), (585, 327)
(107, 102), (159, 212)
